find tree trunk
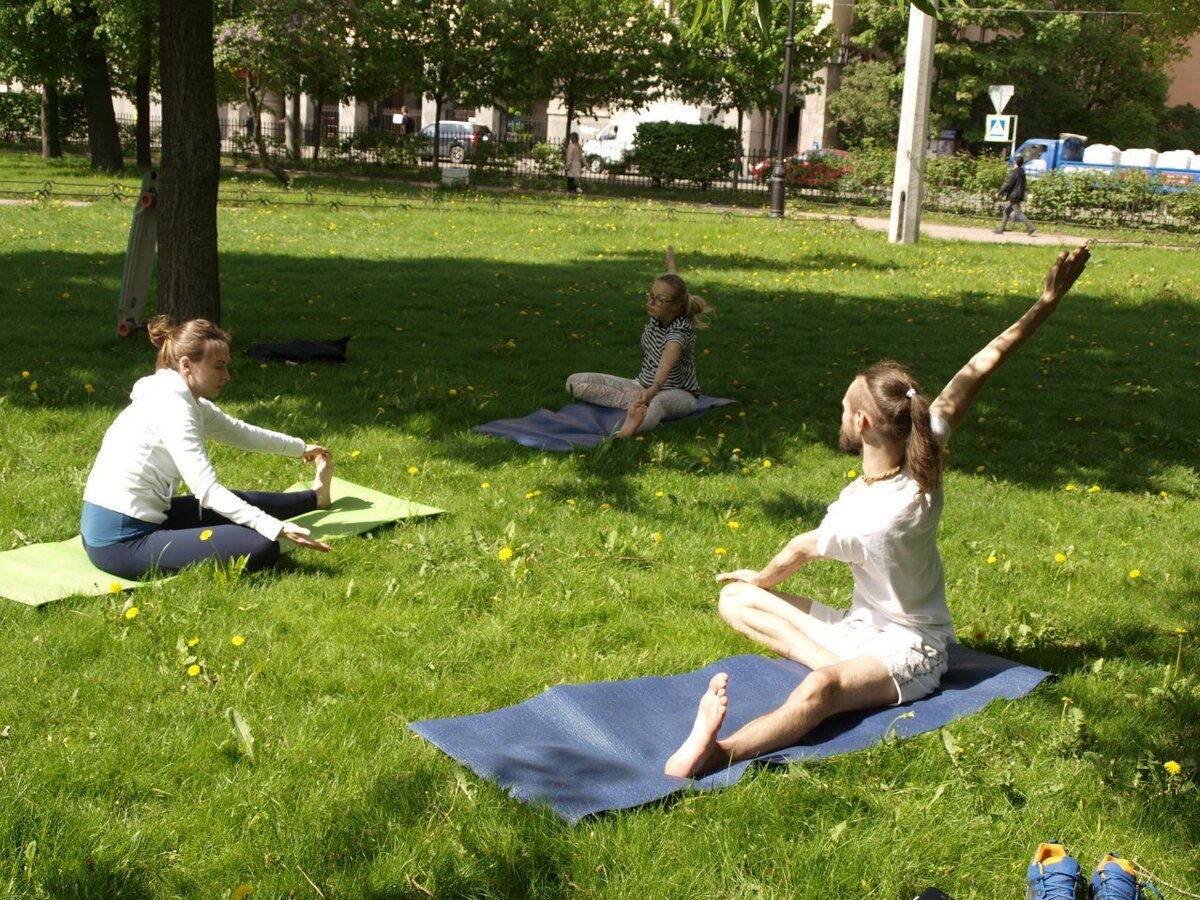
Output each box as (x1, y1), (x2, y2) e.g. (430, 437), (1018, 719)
(73, 6), (124, 171)
(246, 78), (290, 186)
(287, 94), (301, 162)
(311, 95), (326, 163)
(135, 23), (153, 168)
(158, 0), (221, 324)
(41, 82), (62, 159)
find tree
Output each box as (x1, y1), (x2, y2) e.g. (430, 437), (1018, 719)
(405, 0), (516, 168)
(0, 2), (71, 158)
(848, 0), (1190, 149)
(527, 0), (673, 140)
(70, 1), (124, 170)
(825, 57), (901, 150)
(667, 0), (826, 167)
(158, 0), (220, 323)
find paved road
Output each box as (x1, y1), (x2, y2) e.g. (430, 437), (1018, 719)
(799, 211), (1092, 247)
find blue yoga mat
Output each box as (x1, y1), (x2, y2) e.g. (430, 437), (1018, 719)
(411, 645), (1049, 823)
(473, 395), (737, 451)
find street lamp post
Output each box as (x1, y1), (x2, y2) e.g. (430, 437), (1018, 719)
(769, 0), (800, 218)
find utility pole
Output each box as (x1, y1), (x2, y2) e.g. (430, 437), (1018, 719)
(888, 0), (938, 244)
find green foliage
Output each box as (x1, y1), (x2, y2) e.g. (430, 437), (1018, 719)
(0, 92), (40, 142)
(1158, 103), (1200, 152)
(632, 120), (740, 187)
(530, 140), (562, 175)
(825, 58), (901, 150)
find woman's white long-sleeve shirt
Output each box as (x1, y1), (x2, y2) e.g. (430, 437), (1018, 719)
(83, 368), (305, 540)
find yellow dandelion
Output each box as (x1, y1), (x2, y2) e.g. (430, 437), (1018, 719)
(448, 388), (457, 396)
(702, 455), (711, 464)
(652, 532), (663, 542)
(186, 664), (201, 677)
(714, 547), (728, 556)
(124, 606), (139, 620)
(565, 498), (576, 505)
(84, 383), (94, 394)
(1160, 490), (1169, 498)
(727, 521), (740, 529)
(231, 635), (246, 647)
(1087, 485), (1101, 493)
(599, 502), (612, 510)
(525, 490), (541, 499)
(199, 529), (213, 541)
(407, 466), (419, 475)
(29, 382), (38, 392)
(1064, 483), (1077, 492)
(1055, 552), (1067, 564)
(1129, 569), (1141, 579)
(846, 469), (857, 479)
(61, 291), (70, 299)
(987, 554), (998, 565)
(762, 459), (772, 469)
(351, 449), (361, 458)
(976, 465), (986, 473)
(482, 481), (491, 489)
(498, 547), (514, 561)
(655, 490), (664, 498)
(506, 339), (517, 349)
(187, 636), (199, 648)
(1176, 627), (1190, 635)
(21, 370), (29, 378)
(1164, 760), (1182, 776)
(110, 582), (123, 594)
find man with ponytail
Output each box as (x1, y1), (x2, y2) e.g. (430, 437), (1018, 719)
(666, 245), (1091, 779)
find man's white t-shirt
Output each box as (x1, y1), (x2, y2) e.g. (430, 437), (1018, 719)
(813, 414), (954, 650)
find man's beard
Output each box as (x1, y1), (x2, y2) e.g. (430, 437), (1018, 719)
(838, 427), (862, 456)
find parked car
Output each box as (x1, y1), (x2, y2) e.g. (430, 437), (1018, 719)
(752, 148), (854, 188)
(416, 121), (493, 163)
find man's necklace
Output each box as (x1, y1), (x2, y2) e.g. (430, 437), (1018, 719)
(861, 465), (901, 485)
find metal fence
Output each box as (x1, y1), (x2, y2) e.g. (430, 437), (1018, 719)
(6, 114), (1197, 230)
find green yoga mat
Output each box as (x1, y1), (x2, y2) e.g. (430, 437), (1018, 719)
(0, 478), (443, 607)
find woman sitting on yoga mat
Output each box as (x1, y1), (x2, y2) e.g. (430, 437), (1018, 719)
(566, 246), (712, 439)
(81, 316), (335, 580)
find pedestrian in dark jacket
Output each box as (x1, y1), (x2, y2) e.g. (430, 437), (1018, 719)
(995, 155), (1035, 236)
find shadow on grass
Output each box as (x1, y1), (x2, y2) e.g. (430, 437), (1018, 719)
(4, 242), (1198, 503)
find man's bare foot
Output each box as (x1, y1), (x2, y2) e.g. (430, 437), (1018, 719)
(313, 451), (334, 509)
(664, 673), (729, 778)
(616, 404), (647, 439)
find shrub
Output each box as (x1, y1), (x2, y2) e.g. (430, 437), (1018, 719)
(530, 141), (562, 175)
(631, 121), (739, 188)
(0, 91), (41, 142)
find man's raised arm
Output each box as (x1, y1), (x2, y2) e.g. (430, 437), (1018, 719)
(930, 245), (1090, 432)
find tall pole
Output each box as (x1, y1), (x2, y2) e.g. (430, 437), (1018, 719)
(887, 0), (938, 244)
(769, 0), (800, 218)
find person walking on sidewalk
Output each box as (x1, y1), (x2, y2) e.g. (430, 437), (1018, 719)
(996, 155), (1035, 235)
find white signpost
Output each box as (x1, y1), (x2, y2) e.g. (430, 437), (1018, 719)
(986, 85), (1017, 157)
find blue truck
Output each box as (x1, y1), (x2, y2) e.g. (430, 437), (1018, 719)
(1012, 134), (1200, 190)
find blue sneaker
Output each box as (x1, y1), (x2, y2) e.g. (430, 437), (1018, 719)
(1026, 841), (1086, 900)
(1091, 853), (1164, 899)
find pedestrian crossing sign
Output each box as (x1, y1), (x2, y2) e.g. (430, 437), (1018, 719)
(985, 115), (1013, 142)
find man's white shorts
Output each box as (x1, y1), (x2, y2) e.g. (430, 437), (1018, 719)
(803, 601), (950, 704)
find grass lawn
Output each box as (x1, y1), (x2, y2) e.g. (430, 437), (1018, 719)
(1, 152), (1198, 899)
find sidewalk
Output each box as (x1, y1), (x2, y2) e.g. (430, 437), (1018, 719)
(797, 210), (1091, 246)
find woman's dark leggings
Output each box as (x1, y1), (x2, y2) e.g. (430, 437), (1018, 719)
(84, 491), (318, 580)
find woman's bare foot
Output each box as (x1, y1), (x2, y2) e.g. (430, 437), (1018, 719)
(664, 673), (729, 778)
(616, 403), (647, 439)
(313, 451), (334, 509)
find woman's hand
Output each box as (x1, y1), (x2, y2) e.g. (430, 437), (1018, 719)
(280, 522), (331, 552)
(302, 444), (332, 463)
